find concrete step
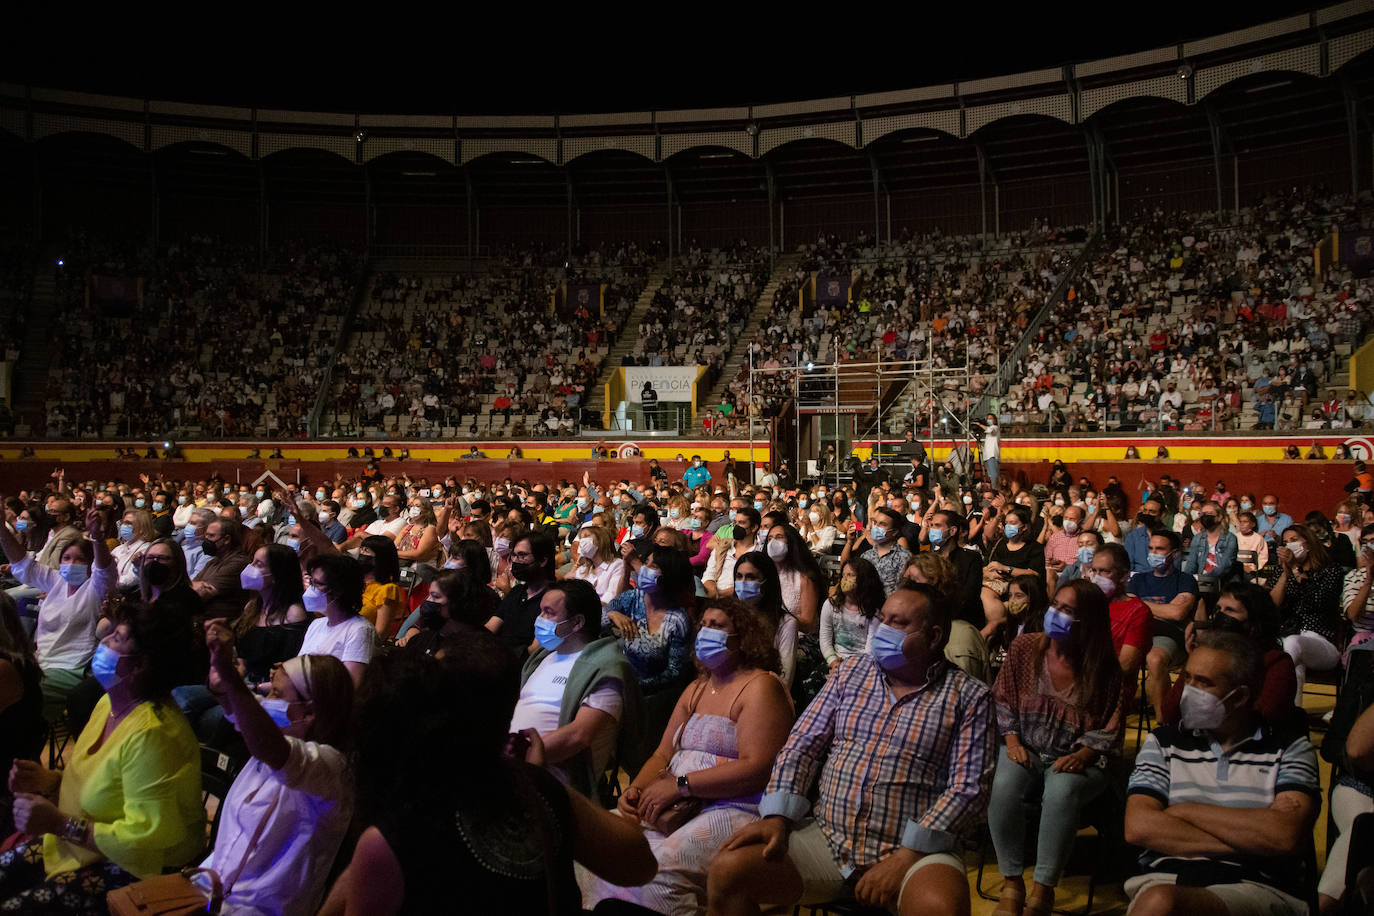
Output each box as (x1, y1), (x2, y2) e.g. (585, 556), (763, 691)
(582, 258), (673, 418)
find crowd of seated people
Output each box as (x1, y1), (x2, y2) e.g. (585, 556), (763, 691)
(623, 242), (768, 370)
(713, 228), (1080, 439)
(326, 241), (655, 438)
(995, 189), (1374, 434)
(39, 233), (360, 440)
(4, 444), (1373, 914)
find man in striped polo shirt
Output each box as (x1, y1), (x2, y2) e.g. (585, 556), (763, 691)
(1123, 631), (1320, 915)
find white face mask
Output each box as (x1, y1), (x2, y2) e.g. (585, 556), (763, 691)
(1287, 540), (1307, 559)
(808, 512), (821, 524)
(1179, 684), (1235, 731)
(1087, 572), (1116, 598)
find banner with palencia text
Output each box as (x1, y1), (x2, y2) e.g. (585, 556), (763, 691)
(626, 366), (698, 403)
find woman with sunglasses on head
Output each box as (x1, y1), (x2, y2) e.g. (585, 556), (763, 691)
(581, 596), (793, 914)
(987, 579), (1123, 916)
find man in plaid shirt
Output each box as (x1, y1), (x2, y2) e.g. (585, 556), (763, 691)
(706, 583), (996, 916)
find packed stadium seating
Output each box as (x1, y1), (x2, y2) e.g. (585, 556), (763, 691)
(324, 241), (655, 438)
(39, 236), (360, 439)
(999, 190), (1374, 433)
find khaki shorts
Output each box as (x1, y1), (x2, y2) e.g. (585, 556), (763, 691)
(1124, 872), (1305, 916)
(787, 821), (965, 912)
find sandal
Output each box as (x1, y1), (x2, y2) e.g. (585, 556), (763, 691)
(1026, 885), (1055, 916)
(993, 881), (1026, 916)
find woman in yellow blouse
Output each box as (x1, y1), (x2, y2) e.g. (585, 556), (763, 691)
(359, 535), (406, 638)
(2, 600), (203, 910)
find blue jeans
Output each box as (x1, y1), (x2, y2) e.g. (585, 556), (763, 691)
(985, 456), (1000, 485)
(987, 746), (1107, 886)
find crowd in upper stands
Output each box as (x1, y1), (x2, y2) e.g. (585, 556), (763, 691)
(15, 188), (1374, 449)
(326, 240), (656, 438)
(3, 442), (1372, 914)
(997, 190), (1374, 433)
(623, 242), (768, 369)
(36, 233), (360, 440)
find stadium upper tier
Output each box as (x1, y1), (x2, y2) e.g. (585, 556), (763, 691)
(8, 184), (1374, 442)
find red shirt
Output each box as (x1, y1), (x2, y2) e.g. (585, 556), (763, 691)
(1109, 597), (1152, 658)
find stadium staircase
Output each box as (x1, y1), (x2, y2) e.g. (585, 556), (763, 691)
(10, 262), (55, 434)
(581, 258), (672, 427)
(698, 252), (802, 415)
(307, 256), (375, 437)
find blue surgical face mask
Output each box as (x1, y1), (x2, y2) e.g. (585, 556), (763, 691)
(60, 562), (90, 586)
(1263, 505), (1276, 516)
(637, 566), (660, 593)
(1003, 524), (1020, 540)
(1240, 501), (1252, 511)
(118, 524), (134, 543)
(630, 524), (645, 539)
(285, 538), (301, 553)
(577, 497), (588, 509)
(695, 627), (731, 670)
(870, 622), (909, 671)
(1043, 608), (1075, 641)
(1147, 552), (1168, 570)
(753, 501), (764, 511)
(177, 496), (188, 505)
(134, 498), (146, 509)
(669, 508), (680, 519)
(91, 643), (126, 691)
(734, 579), (761, 602)
(14, 519), (27, 532)
(534, 615), (569, 652)
(1077, 546), (1095, 565)
(685, 518), (701, 530)
(183, 525), (198, 544)
(927, 527), (944, 547)
(870, 525), (887, 543)
(303, 586), (328, 614)
(151, 501), (164, 512)
(260, 698), (295, 729)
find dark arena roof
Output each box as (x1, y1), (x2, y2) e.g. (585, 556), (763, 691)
(4, 4), (1374, 249)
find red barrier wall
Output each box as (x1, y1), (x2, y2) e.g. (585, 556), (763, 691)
(0, 459), (705, 493)
(1002, 460), (1355, 515)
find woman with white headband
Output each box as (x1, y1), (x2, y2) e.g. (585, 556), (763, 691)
(202, 623), (355, 916)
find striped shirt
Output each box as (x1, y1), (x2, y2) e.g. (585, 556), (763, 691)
(1128, 723), (1320, 896)
(759, 654), (995, 874)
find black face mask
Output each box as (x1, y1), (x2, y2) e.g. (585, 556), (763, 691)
(1136, 513), (1159, 530)
(357, 556), (376, 575)
(143, 563), (171, 586)
(201, 539), (220, 557)
(418, 600), (445, 630)
(510, 561), (538, 582)
(1199, 515), (1218, 531)
(1208, 611), (1249, 637)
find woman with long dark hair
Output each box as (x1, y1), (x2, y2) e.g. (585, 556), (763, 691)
(359, 535), (405, 638)
(819, 556), (885, 669)
(987, 578), (1123, 916)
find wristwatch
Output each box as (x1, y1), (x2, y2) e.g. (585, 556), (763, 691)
(676, 774), (692, 798)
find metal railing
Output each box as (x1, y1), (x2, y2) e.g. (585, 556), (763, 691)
(974, 234), (1101, 420)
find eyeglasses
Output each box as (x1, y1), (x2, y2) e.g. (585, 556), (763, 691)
(511, 551), (535, 561)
